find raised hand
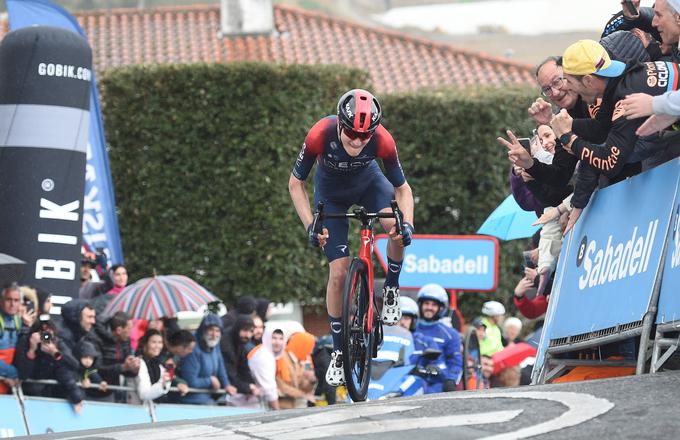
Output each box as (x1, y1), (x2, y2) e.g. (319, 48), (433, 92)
(498, 130), (534, 169)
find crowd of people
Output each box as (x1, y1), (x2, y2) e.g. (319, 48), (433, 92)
(501, 0), (680, 369)
(0, 252), (334, 412)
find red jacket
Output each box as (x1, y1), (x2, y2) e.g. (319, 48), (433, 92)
(514, 295), (548, 320)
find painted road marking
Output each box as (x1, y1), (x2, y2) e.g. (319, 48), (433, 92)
(62, 391), (614, 440)
(408, 391), (615, 440)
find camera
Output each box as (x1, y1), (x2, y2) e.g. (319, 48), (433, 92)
(41, 331), (52, 343)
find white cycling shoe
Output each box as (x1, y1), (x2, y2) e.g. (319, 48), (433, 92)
(381, 285), (402, 326)
(325, 349), (345, 386)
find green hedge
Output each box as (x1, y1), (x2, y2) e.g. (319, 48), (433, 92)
(99, 62), (537, 319)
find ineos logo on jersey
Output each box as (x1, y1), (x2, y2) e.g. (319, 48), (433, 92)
(38, 63), (91, 82)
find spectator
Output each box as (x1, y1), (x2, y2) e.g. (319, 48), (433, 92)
(248, 326), (286, 410)
(178, 313), (236, 405)
(398, 296), (418, 332)
(276, 332), (317, 409)
(127, 329), (171, 403)
(74, 340), (108, 406)
(255, 298), (273, 323)
(78, 252), (104, 300)
(221, 315), (261, 407)
(1, 284), (24, 393)
(513, 267), (549, 320)
(163, 329), (195, 399)
(35, 288), (52, 317)
(249, 316), (264, 352)
(503, 317), (523, 346)
(222, 296), (257, 329)
(105, 265), (128, 296)
(651, 0), (680, 62)
(13, 318), (81, 406)
(479, 301), (505, 357)
(550, 40), (680, 224)
(97, 311), (139, 401)
(471, 317), (487, 343)
(412, 284), (462, 393)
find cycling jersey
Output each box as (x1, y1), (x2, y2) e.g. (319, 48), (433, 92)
(292, 116), (405, 187)
(292, 116), (407, 262)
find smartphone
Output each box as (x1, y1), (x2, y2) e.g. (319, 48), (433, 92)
(24, 299), (35, 313)
(522, 250), (536, 269)
(623, 0), (638, 16)
(517, 137), (531, 153)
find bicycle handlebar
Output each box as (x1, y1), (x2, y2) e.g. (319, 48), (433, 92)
(312, 200), (404, 235)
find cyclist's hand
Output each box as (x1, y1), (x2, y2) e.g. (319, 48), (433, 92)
(388, 222), (413, 247)
(307, 224), (329, 248)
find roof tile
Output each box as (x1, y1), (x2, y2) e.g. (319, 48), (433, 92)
(0, 3), (534, 92)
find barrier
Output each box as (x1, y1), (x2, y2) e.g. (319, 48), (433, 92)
(651, 174), (680, 372)
(0, 394), (27, 437)
(0, 380), (262, 437)
(533, 158), (680, 383)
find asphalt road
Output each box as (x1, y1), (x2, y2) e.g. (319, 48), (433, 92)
(38, 371), (680, 440)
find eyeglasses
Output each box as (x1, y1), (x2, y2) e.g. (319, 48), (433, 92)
(540, 76), (566, 97)
(342, 125), (373, 141)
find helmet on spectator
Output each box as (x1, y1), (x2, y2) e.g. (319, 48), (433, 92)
(482, 301), (506, 317)
(337, 89), (382, 134)
(400, 296), (419, 318)
(417, 283), (449, 320)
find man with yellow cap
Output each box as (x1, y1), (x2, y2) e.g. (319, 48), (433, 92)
(548, 39), (680, 228)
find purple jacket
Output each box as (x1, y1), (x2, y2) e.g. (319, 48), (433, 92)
(509, 168), (543, 213)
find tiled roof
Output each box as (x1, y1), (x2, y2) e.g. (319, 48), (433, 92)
(0, 4), (535, 93)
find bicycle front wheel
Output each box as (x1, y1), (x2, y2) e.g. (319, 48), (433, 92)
(342, 258), (374, 402)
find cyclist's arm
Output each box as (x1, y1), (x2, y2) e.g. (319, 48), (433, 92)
(289, 174), (313, 229)
(375, 126), (414, 225)
(394, 182), (414, 226)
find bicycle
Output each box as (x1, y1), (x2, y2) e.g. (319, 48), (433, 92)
(311, 200), (404, 402)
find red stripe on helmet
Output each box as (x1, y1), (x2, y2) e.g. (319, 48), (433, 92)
(353, 90), (373, 132)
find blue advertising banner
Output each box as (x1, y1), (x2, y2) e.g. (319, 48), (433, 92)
(23, 396), (150, 434)
(0, 394), (28, 437)
(6, 0), (124, 265)
(548, 159), (680, 339)
(155, 403), (260, 422)
(656, 168), (680, 325)
(374, 235), (498, 291)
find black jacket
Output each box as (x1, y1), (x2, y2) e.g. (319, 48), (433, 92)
(570, 62), (678, 207)
(14, 328), (83, 404)
(220, 315), (256, 394)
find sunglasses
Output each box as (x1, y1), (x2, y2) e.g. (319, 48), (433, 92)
(342, 125), (374, 141)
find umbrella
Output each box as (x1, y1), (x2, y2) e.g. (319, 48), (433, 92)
(477, 195), (540, 241)
(104, 274), (218, 320)
(0, 253), (26, 287)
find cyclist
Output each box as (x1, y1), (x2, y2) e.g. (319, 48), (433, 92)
(288, 89), (414, 386)
(411, 283), (462, 393)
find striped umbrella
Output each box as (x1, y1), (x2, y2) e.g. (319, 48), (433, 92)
(104, 274), (218, 320)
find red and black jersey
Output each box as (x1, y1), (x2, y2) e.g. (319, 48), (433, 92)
(291, 116), (406, 187)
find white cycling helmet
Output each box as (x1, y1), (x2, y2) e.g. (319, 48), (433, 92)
(399, 296), (419, 318)
(482, 300), (506, 317)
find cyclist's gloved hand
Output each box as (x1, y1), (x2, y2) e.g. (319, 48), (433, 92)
(307, 223), (320, 247)
(402, 222), (414, 247)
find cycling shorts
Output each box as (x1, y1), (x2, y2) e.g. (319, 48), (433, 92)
(313, 165), (395, 262)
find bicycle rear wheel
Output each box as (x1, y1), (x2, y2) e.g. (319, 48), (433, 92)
(342, 258), (374, 402)
(463, 326), (483, 390)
